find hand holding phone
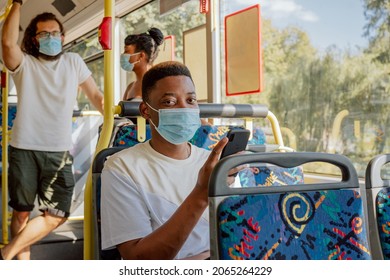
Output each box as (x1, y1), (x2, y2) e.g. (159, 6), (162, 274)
(220, 129), (250, 159)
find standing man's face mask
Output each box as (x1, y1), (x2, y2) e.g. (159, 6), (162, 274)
(38, 37), (62, 56)
(120, 52), (140, 72)
(146, 102), (201, 145)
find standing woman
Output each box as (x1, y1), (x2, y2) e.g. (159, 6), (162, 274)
(121, 27), (164, 101)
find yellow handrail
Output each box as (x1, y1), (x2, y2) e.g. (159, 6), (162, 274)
(1, 0), (13, 249)
(84, 0), (115, 259)
(1, 68), (10, 248)
(266, 110), (285, 147)
(0, 0), (12, 22)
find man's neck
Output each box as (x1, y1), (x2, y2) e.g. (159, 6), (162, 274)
(149, 138), (191, 160)
(38, 52), (63, 61)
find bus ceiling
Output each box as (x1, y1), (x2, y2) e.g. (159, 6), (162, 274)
(0, 0), (149, 45)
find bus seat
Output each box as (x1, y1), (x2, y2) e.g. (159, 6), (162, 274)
(112, 124), (152, 147)
(248, 127), (266, 145)
(365, 154), (390, 260)
(209, 152), (372, 260)
(98, 117), (134, 147)
(238, 164), (304, 187)
(92, 147), (127, 260)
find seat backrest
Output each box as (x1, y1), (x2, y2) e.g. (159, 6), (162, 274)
(365, 154), (390, 260)
(238, 164), (304, 187)
(91, 146), (127, 260)
(112, 123), (152, 147)
(209, 152), (372, 260)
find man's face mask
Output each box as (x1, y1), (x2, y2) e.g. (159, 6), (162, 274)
(38, 36), (62, 56)
(120, 52), (140, 72)
(146, 102), (201, 145)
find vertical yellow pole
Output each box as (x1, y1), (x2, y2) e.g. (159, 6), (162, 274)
(267, 111), (285, 147)
(84, 0), (115, 259)
(0, 0), (13, 250)
(1, 69), (9, 247)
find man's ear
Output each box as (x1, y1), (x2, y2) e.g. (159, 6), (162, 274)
(139, 102), (150, 120)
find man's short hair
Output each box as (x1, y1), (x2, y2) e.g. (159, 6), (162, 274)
(142, 61), (194, 102)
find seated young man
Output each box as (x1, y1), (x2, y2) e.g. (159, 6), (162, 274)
(100, 61), (229, 259)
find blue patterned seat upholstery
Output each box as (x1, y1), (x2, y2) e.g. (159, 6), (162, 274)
(375, 187), (390, 259)
(238, 165), (304, 187)
(365, 154), (390, 259)
(216, 189), (370, 260)
(112, 124), (152, 147)
(209, 152), (372, 260)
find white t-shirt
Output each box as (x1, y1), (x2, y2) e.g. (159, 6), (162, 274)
(9, 53), (91, 151)
(101, 141), (211, 259)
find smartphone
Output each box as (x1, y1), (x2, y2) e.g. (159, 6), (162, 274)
(220, 129), (250, 158)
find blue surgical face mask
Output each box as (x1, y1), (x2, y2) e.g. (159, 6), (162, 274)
(38, 37), (62, 56)
(146, 102), (201, 145)
(120, 52), (140, 72)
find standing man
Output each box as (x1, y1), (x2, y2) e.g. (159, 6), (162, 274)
(0, 0), (104, 260)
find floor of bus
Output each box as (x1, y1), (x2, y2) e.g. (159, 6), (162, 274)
(30, 219), (83, 260)
(0, 184), (84, 260)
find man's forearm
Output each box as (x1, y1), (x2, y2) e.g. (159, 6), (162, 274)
(118, 188), (208, 260)
(2, 3), (21, 49)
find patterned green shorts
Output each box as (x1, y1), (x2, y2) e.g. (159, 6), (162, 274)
(8, 146), (75, 217)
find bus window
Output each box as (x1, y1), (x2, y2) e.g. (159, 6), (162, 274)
(65, 31), (104, 111)
(219, 0), (390, 178)
(118, 0), (206, 100)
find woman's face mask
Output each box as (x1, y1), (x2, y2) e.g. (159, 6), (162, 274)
(146, 102), (201, 145)
(38, 37), (62, 56)
(120, 52), (140, 72)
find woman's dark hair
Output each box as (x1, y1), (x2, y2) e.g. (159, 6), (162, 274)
(124, 27), (164, 64)
(22, 12), (65, 58)
(142, 61), (194, 102)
